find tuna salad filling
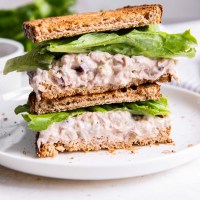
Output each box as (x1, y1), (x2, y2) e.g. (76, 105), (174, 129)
(28, 51), (178, 100)
(37, 111), (170, 148)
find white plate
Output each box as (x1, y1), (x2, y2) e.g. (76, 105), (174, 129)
(0, 85), (200, 180)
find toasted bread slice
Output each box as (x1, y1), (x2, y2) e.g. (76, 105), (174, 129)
(23, 4), (162, 42)
(29, 83), (160, 114)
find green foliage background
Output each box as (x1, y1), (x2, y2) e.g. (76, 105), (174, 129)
(0, 0), (76, 51)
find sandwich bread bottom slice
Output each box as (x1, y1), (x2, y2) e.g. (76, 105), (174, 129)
(37, 110), (171, 158)
(29, 83), (160, 114)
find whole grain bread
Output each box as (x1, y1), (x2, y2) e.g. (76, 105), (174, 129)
(23, 4), (163, 42)
(37, 126), (171, 157)
(29, 83), (160, 114)
(38, 73), (171, 100)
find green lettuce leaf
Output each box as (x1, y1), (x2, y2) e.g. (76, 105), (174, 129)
(3, 43), (54, 75)
(48, 29), (197, 58)
(15, 96), (170, 131)
(14, 104), (30, 114)
(4, 25), (197, 74)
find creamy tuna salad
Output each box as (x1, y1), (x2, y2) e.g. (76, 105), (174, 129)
(37, 111), (170, 148)
(29, 51), (178, 99)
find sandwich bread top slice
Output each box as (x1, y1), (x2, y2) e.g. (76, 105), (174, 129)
(23, 4), (162, 42)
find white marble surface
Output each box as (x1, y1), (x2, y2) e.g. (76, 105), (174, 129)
(1, 159), (200, 200)
(0, 19), (200, 200)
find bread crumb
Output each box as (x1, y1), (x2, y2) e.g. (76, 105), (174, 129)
(22, 150), (26, 155)
(3, 117), (8, 121)
(169, 142), (176, 146)
(162, 150), (176, 154)
(108, 149), (115, 153)
(130, 147), (139, 154)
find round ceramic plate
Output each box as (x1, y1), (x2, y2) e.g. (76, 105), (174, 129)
(0, 85), (200, 180)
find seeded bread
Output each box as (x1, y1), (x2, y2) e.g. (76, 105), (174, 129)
(29, 83), (160, 114)
(37, 127), (171, 157)
(23, 4), (163, 42)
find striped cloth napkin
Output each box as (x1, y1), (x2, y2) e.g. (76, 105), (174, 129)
(169, 57), (200, 94)
(171, 80), (200, 94)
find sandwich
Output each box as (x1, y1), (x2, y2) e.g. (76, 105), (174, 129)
(3, 4), (197, 157)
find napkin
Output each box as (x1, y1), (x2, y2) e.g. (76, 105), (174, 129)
(170, 57), (200, 93)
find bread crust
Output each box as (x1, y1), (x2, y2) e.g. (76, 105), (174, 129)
(23, 4), (163, 42)
(29, 83), (160, 114)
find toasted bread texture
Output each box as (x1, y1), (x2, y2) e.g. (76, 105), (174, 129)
(37, 127), (171, 158)
(23, 4), (163, 42)
(29, 83), (160, 114)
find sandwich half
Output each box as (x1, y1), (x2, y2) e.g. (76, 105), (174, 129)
(4, 4), (197, 157)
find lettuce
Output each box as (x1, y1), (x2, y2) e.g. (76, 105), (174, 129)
(3, 43), (54, 74)
(48, 29), (197, 58)
(15, 96), (170, 131)
(4, 25), (197, 74)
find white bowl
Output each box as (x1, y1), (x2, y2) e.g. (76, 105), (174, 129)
(0, 38), (24, 66)
(0, 38), (24, 93)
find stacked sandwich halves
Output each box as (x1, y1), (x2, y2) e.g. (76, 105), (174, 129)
(4, 5), (197, 157)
